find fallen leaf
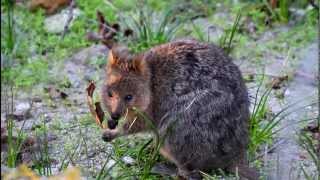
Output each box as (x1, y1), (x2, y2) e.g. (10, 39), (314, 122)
(269, 75), (288, 89)
(86, 81), (95, 97)
(86, 81), (106, 128)
(95, 102), (105, 125)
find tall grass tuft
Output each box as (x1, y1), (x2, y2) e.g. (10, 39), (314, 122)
(124, 7), (183, 53)
(249, 75), (318, 158)
(2, 0), (25, 168)
(219, 11), (242, 54)
(33, 119), (53, 176)
(104, 0), (184, 53)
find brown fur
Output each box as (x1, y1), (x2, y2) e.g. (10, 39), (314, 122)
(29, 0), (71, 15)
(101, 39), (259, 180)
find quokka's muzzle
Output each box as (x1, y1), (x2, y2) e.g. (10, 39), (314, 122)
(108, 119), (118, 129)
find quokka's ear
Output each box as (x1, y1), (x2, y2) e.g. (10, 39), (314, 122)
(108, 50), (118, 66)
(108, 46), (129, 66)
(97, 11), (107, 27)
(132, 57), (147, 75)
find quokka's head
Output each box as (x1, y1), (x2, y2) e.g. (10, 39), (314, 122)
(102, 46), (151, 129)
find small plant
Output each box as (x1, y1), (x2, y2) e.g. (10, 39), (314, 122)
(6, 117), (26, 168)
(249, 75), (285, 157)
(33, 119), (53, 176)
(249, 75), (318, 158)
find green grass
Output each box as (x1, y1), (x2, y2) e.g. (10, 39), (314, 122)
(2, 59), (49, 88)
(299, 131), (320, 179)
(1, 0), (118, 89)
(249, 84), (274, 156)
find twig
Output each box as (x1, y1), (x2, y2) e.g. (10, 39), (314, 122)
(61, 0), (76, 39)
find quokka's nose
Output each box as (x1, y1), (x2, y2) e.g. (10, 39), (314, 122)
(108, 119), (118, 129)
(111, 113), (120, 120)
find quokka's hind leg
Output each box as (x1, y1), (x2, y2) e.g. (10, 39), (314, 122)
(159, 146), (202, 180)
(177, 168), (202, 180)
(151, 162), (177, 177)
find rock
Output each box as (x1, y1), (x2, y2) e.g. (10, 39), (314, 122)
(106, 159), (116, 169)
(258, 26), (290, 43)
(121, 156), (135, 165)
(1, 54), (7, 70)
(6, 101), (32, 121)
(15, 102), (31, 116)
(289, 8), (306, 25)
(32, 96), (42, 103)
(294, 42), (318, 85)
(69, 45), (109, 65)
(44, 8), (81, 34)
(191, 18), (224, 43)
(0, 164), (12, 174)
(44, 86), (68, 100)
(62, 45), (108, 88)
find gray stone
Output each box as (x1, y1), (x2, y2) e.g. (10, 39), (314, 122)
(106, 159), (116, 169)
(44, 8), (81, 34)
(191, 18), (224, 43)
(121, 156), (135, 165)
(69, 45), (108, 64)
(14, 101), (31, 118)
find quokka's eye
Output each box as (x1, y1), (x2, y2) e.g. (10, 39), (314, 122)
(108, 91), (113, 98)
(124, 95), (133, 102)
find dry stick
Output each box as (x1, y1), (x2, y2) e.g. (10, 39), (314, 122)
(86, 15), (118, 45)
(61, 0), (76, 39)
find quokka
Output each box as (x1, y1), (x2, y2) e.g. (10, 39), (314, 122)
(97, 11), (258, 180)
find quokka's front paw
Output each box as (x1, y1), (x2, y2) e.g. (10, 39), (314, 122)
(102, 129), (118, 142)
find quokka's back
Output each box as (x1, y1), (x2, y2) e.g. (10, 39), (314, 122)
(144, 39), (250, 172)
